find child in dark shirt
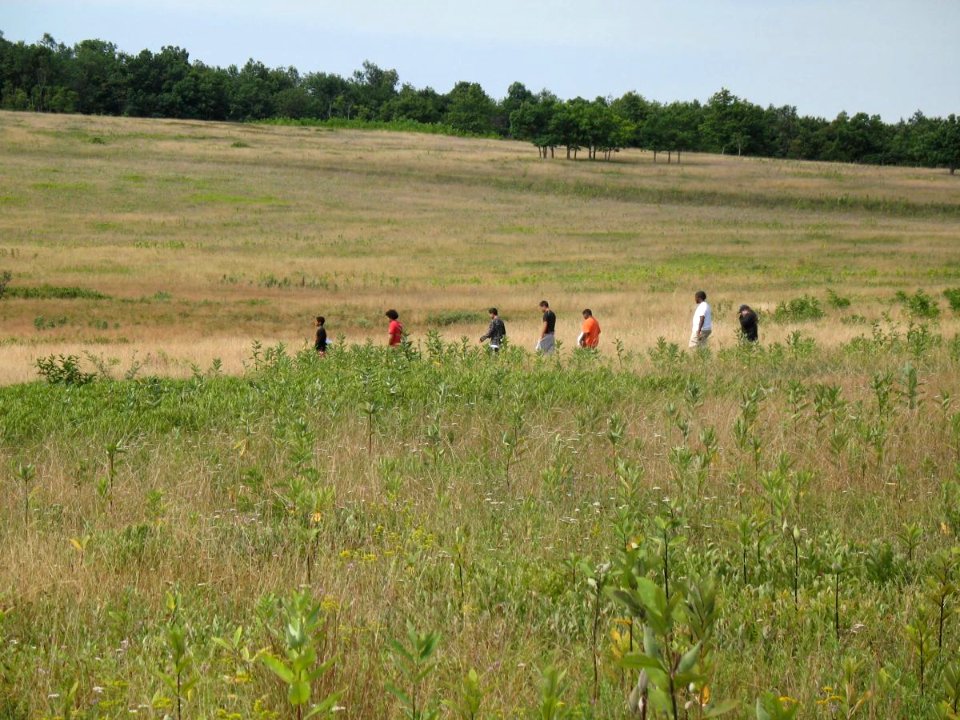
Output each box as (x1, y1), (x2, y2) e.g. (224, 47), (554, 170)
(314, 316), (328, 355)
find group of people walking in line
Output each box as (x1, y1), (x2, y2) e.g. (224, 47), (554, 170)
(314, 291), (760, 356)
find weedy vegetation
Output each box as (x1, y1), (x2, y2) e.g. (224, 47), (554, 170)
(1, 111), (960, 718)
(1, 331), (960, 717)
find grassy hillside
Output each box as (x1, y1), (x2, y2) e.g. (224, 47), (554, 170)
(2, 111), (960, 718)
(1, 110), (959, 383)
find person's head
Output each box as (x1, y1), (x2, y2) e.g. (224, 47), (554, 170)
(316, 315), (325, 326)
(539, 300), (550, 310)
(738, 304), (752, 316)
(385, 309), (399, 320)
(582, 309), (592, 318)
(488, 307), (498, 317)
(695, 291), (707, 304)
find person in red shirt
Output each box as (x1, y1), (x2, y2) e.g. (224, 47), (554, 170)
(385, 309), (404, 346)
(579, 309), (601, 349)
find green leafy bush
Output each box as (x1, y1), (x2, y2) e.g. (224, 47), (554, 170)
(895, 289), (940, 319)
(826, 289), (851, 309)
(772, 295), (824, 323)
(943, 287), (960, 312)
(35, 354), (96, 385)
(33, 315), (68, 331)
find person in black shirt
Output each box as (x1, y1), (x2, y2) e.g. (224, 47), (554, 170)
(738, 305), (759, 343)
(536, 300), (556, 354)
(314, 316), (328, 355)
(479, 307), (506, 351)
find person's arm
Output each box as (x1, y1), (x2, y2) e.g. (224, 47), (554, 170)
(480, 319), (494, 343)
(541, 318), (548, 339)
(697, 311), (705, 336)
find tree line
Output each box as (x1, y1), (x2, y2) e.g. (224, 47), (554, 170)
(1, 31), (958, 172)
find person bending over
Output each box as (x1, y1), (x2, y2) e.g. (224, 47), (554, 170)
(738, 305), (758, 343)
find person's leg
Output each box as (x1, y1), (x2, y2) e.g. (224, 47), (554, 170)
(537, 334), (555, 354)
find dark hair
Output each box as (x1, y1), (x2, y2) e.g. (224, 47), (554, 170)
(582, 308), (592, 317)
(738, 305), (752, 313)
(488, 307), (498, 315)
(695, 291), (707, 302)
(317, 316), (325, 325)
(539, 300), (549, 308)
(385, 309), (399, 320)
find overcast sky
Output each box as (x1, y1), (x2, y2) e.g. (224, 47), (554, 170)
(2, 0), (958, 121)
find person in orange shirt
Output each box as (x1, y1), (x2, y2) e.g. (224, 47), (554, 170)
(579, 308), (601, 349)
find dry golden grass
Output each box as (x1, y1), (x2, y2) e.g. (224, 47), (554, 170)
(1, 110), (959, 384)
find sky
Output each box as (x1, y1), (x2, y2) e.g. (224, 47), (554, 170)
(2, 0), (958, 121)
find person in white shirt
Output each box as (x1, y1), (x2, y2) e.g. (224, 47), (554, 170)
(690, 290), (712, 348)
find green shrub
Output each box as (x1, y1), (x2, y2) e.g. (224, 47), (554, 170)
(33, 315), (69, 331)
(35, 354), (96, 385)
(895, 289), (940, 319)
(772, 295), (824, 323)
(944, 287), (960, 312)
(826, 288), (851, 309)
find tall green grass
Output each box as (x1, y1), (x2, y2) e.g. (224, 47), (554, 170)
(3, 325), (960, 717)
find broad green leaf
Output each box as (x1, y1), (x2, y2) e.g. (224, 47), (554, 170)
(305, 691), (342, 718)
(678, 641), (701, 673)
(756, 697), (771, 720)
(420, 632), (440, 660)
(704, 699), (740, 717)
(642, 624), (662, 660)
(620, 651), (666, 674)
(261, 654), (295, 684)
(289, 679), (310, 706)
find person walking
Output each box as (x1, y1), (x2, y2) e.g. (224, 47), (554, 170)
(536, 300), (557, 354)
(578, 309), (601, 349)
(314, 315), (328, 356)
(738, 304), (759, 343)
(479, 307), (506, 352)
(385, 309), (404, 347)
(690, 291), (712, 348)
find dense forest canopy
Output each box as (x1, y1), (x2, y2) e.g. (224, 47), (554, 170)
(1, 31), (958, 172)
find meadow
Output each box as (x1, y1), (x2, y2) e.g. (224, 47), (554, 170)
(2, 111), (960, 718)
